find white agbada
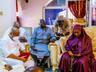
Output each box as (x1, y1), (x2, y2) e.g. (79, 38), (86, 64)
(0, 27), (35, 71)
(19, 27), (26, 38)
(0, 58), (25, 72)
(0, 35), (25, 72)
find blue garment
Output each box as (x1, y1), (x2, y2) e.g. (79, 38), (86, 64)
(31, 27), (56, 58)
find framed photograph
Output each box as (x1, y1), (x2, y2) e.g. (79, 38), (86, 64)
(44, 7), (66, 25)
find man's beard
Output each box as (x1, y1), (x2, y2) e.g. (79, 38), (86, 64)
(41, 25), (46, 29)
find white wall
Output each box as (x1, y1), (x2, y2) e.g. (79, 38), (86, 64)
(19, 0), (48, 28)
(0, 0), (49, 38)
(0, 0), (16, 38)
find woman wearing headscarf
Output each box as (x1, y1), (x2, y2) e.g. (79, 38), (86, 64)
(59, 24), (94, 72)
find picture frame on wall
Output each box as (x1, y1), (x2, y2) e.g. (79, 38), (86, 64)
(44, 7), (67, 25)
(43, 0), (68, 26)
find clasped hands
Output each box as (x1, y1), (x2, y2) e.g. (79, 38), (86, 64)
(68, 51), (81, 57)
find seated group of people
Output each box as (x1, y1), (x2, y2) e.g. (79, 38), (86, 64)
(0, 17), (96, 72)
(31, 18), (96, 72)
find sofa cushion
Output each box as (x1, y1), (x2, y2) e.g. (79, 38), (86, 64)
(84, 26), (96, 59)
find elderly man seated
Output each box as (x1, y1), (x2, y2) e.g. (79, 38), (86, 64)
(49, 16), (70, 71)
(0, 27), (34, 71)
(52, 16), (70, 55)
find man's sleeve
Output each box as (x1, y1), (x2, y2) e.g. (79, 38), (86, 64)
(49, 28), (56, 41)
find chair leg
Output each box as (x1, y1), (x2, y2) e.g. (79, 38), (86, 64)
(47, 58), (51, 68)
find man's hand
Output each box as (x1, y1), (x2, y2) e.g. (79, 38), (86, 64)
(4, 64), (12, 71)
(7, 54), (27, 62)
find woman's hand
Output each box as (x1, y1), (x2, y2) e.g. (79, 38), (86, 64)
(76, 53), (81, 57)
(68, 51), (74, 57)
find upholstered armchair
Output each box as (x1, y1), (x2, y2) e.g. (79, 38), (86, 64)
(84, 26), (96, 59)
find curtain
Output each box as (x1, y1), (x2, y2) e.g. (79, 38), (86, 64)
(68, 0), (86, 18)
(16, 0), (18, 12)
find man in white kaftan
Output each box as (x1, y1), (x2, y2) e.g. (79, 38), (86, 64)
(0, 27), (34, 72)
